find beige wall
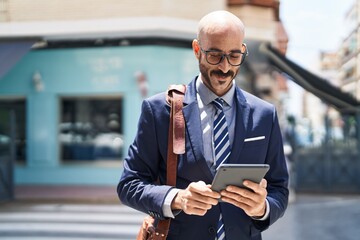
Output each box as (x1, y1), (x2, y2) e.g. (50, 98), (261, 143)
(1, 0), (281, 43)
(229, 5), (276, 41)
(2, 0), (225, 22)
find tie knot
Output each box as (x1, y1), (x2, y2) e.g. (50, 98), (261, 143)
(213, 98), (224, 111)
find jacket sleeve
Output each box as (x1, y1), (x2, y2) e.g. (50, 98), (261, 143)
(117, 97), (173, 220)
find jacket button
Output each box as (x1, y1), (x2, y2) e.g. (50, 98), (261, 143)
(208, 227), (215, 234)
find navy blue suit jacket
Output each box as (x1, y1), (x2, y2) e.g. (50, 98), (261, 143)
(118, 77), (289, 240)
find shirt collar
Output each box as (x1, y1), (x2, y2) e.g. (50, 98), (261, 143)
(196, 73), (235, 107)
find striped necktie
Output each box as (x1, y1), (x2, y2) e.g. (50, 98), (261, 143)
(213, 98), (231, 169)
(213, 98), (230, 240)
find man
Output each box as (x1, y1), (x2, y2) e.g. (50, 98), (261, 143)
(118, 10), (289, 240)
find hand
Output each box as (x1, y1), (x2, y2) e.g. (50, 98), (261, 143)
(171, 181), (220, 216)
(220, 179), (267, 218)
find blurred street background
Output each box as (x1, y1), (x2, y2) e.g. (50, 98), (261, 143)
(0, 186), (359, 240)
(1, 0), (360, 239)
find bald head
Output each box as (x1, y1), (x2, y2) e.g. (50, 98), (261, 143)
(192, 11), (247, 96)
(197, 11), (245, 43)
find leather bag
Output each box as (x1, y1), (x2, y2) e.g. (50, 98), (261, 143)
(136, 84), (186, 240)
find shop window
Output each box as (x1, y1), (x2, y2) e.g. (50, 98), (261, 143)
(0, 99), (26, 164)
(60, 97), (123, 162)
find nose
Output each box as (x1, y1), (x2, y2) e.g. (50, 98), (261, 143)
(218, 56), (231, 73)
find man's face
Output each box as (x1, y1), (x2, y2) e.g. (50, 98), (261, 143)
(194, 30), (244, 96)
(199, 51), (239, 97)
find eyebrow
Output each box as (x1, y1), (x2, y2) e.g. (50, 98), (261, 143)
(206, 47), (242, 53)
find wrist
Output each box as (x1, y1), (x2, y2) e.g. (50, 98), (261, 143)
(253, 202), (266, 218)
(251, 199), (270, 221)
(171, 190), (183, 210)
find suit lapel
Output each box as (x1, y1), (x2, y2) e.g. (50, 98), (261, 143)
(183, 78), (213, 181)
(182, 79), (252, 177)
(228, 87), (251, 164)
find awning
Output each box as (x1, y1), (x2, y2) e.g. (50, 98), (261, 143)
(260, 42), (360, 114)
(0, 40), (36, 79)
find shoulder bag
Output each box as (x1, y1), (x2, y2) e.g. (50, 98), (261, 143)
(136, 84), (186, 240)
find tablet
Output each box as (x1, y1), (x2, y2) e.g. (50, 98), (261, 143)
(211, 164), (270, 192)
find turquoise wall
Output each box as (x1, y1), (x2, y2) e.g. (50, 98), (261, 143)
(0, 45), (198, 185)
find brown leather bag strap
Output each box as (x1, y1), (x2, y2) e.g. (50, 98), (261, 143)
(166, 84), (186, 182)
(155, 84), (186, 236)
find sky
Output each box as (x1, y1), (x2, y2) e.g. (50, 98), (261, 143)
(279, 0), (354, 117)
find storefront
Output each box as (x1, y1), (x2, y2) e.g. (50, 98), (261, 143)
(0, 39), (198, 186)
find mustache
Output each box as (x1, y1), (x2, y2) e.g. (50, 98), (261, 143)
(211, 70), (234, 78)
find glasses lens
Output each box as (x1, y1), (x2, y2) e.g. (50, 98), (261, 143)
(206, 52), (223, 65)
(227, 53), (243, 66)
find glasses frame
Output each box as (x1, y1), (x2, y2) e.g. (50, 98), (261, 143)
(199, 43), (248, 66)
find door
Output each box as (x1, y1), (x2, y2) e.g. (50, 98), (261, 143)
(0, 108), (14, 200)
(0, 99), (25, 201)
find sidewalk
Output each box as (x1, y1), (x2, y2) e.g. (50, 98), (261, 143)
(14, 185), (120, 203)
(263, 193), (360, 240)
(6, 186), (360, 240)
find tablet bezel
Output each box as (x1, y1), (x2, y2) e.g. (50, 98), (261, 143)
(211, 164), (270, 192)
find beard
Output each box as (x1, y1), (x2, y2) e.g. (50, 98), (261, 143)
(199, 59), (239, 88)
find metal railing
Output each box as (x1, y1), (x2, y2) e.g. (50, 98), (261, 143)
(293, 112), (360, 193)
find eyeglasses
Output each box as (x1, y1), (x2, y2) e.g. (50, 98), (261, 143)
(199, 43), (248, 66)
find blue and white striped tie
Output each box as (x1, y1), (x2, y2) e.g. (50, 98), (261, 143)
(213, 98), (231, 169)
(213, 98), (230, 240)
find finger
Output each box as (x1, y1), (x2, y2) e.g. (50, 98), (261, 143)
(185, 187), (219, 206)
(198, 181), (206, 186)
(185, 198), (214, 211)
(189, 182), (221, 199)
(242, 180), (258, 191)
(221, 196), (251, 211)
(180, 194), (214, 216)
(222, 186), (264, 208)
(259, 179), (267, 189)
(192, 191), (219, 206)
(243, 179), (267, 194)
(183, 205), (210, 216)
(224, 186), (256, 200)
(221, 190), (252, 205)
(221, 195), (265, 217)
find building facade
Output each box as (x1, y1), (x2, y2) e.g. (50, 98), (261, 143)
(0, 0), (288, 187)
(339, 0), (360, 100)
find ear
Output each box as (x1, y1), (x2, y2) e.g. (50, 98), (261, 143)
(192, 39), (200, 60)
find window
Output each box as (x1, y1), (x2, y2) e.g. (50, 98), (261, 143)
(60, 96), (123, 162)
(0, 99), (26, 164)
